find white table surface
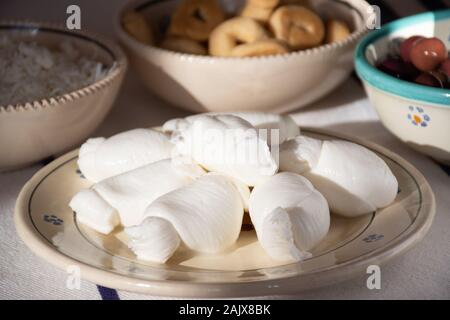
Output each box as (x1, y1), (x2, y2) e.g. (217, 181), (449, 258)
(0, 0), (449, 300)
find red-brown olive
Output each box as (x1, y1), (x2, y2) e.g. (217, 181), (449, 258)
(377, 57), (419, 80)
(414, 72), (445, 88)
(439, 58), (450, 78)
(400, 35), (424, 63)
(410, 37), (448, 72)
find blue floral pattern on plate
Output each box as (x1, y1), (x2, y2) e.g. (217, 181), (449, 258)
(43, 214), (63, 226)
(363, 234), (384, 243)
(76, 168), (85, 179)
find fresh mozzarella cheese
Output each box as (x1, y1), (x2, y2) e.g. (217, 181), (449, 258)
(126, 174), (247, 263)
(170, 114), (278, 186)
(69, 159), (205, 233)
(163, 112), (299, 145)
(279, 136), (398, 217)
(249, 172), (330, 262)
(126, 217), (181, 263)
(78, 128), (173, 182)
(231, 112), (299, 145)
(69, 189), (120, 234)
(279, 135), (322, 173)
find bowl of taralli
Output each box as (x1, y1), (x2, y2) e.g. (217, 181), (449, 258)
(117, 0), (372, 113)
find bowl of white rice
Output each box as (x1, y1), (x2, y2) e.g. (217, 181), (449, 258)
(0, 21), (127, 171)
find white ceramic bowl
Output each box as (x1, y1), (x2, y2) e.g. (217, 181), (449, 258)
(355, 10), (450, 164)
(0, 21), (127, 171)
(117, 0), (372, 113)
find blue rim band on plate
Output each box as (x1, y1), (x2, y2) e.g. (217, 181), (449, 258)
(354, 9), (450, 106)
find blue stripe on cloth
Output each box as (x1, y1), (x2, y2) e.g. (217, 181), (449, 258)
(97, 285), (120, 300)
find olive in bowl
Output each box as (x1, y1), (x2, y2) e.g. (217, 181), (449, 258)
(355, 10), (450, 164)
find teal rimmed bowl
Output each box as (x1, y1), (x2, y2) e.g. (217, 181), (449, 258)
(355, 9), (450, 164)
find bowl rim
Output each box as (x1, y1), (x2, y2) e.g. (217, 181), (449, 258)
(0, 20), (128, 113)
(355, 9), (450, 107)
(116, 0), (372, 62)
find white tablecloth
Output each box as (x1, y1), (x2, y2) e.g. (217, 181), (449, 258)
(1, 0), (449, 300)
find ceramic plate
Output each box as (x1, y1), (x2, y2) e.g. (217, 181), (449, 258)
(14, 128), (435, 297)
